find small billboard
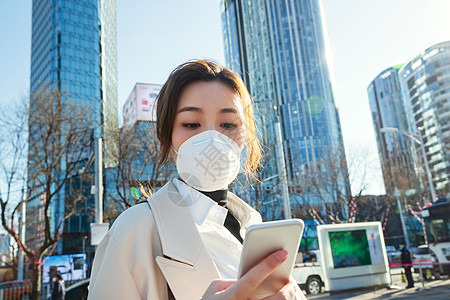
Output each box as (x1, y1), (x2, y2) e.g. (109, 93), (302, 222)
(318, 222), (389, 291)
(123, 83), (162, 128)
(42, 254), (87, 283)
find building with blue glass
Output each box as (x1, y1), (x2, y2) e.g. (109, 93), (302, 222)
(221, 0), (350, 219)
(398, 41), (450, 195)
(367, 66), (419, 193)
(28, 0), (118, 253)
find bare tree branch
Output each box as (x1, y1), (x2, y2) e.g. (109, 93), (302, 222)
(0, 88), (95, 299)
(103, 121), (174, 223)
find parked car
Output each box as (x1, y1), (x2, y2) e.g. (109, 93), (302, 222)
(292, 250), (324, 295)
(0, 280), (31, 300)
(385, 245), (401, 264)
(411, 245), (433, 273)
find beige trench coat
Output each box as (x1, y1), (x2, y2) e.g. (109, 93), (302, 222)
(87, 180), (262, 300)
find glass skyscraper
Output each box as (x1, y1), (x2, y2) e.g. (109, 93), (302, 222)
(31, 0), (117, 160)
(368, 66), (419, 193)
(29, 0), (118, 253)
(221, 0), (349, 216)
(398, 41), (450, 194)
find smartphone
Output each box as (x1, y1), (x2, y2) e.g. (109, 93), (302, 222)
(238, 219), (304, 298)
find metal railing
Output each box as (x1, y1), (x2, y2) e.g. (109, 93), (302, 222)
(389, 260), (450, 289)
(0, 283), (31, 300)
(0, 279), (87, 300)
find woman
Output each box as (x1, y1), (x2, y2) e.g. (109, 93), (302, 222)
(88, 60), (304, 299)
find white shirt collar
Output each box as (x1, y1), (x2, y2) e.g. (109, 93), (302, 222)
(172, 179), (228, 226)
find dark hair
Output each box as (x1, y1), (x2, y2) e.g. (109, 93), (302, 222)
(156, 59), (261, 177)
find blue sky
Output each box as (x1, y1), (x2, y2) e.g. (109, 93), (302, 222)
(1, 0), (449, 195)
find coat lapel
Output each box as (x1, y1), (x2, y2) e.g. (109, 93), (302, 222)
(148, 181), (262, 300)
(148, 182), (220, 300)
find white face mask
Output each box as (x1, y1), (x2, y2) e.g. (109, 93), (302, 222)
(172, 130), (242, 192)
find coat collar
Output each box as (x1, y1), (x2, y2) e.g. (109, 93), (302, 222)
(227, 191), (263, 239)
(172, 178), (228, 226)
(147, 180), (262, 265)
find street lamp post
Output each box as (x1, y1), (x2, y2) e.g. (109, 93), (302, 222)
(394, 186), (410, 248)
(274, 121), (292, 219)
(380, 126), (437, 247)
(380, 127), (436, 203)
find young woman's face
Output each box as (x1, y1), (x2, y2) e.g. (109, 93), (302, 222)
(171, 81), (246, 160)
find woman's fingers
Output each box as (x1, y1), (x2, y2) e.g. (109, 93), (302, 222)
(202, 279), (236, 298)
(227, 249), (288, 298)
(201, 250), (300, 300)
(261, 279), (297, 300)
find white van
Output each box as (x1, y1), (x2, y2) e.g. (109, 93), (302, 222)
(291, 250), (324, 295)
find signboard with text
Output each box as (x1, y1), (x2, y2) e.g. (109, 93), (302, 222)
(123, 83), (162, 128)
(42, 254), (87, 283)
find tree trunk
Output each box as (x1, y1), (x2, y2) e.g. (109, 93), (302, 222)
(30, 260), (42, 300)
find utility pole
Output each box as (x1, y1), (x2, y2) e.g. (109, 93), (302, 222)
(17, 188), (26, 281)
(94, 137), (103, 224)
(274, 121), (291, 219)
(90, 137), (109, 246)
(395, 186), (410, 248)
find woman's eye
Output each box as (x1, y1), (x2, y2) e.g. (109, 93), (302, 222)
(222, 123), (237, 129)
(182, 123), (200, 129)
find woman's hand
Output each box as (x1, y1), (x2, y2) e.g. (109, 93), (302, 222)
(202, 250), (303, 299)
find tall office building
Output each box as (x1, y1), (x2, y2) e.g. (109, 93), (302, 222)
(221, 0), (350, 215)
(29, 0), (118, 253)
(368, 66), (419, 193)
(398, 41), (450, 194)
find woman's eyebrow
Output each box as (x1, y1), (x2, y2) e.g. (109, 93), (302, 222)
(220, 108), (238, 114)
(177, 106), (202, 113)
(177, 107), (238, 114)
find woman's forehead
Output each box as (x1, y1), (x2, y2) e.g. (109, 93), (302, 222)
(177, 81), (244, 113)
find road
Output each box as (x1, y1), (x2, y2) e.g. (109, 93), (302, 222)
(306, 268), (450, 299)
